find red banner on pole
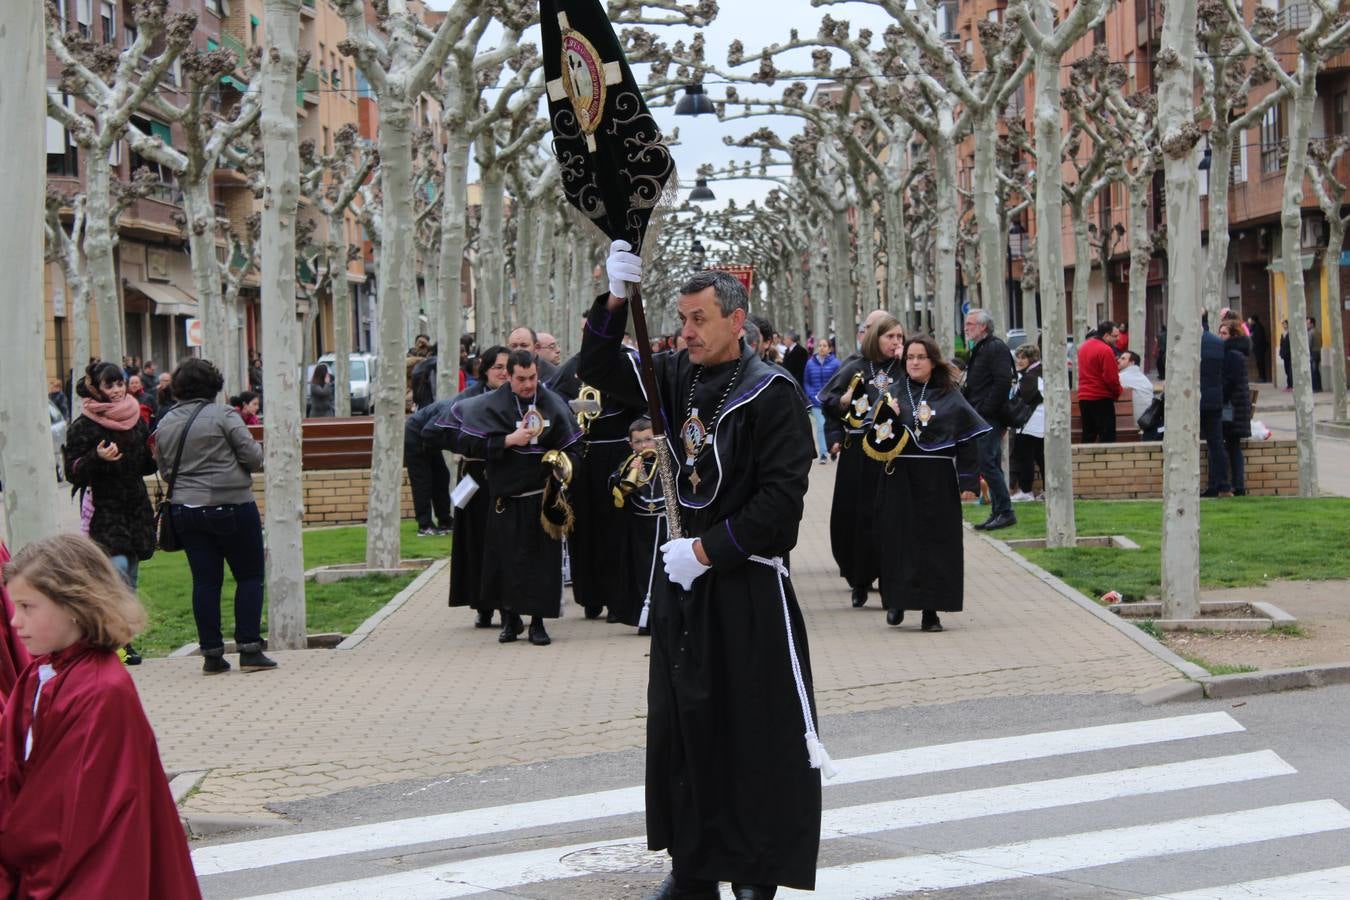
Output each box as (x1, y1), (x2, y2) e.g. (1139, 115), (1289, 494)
(714, 264), (754, 296)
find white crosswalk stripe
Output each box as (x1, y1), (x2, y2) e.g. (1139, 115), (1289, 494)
(194, 712), (1350, 900)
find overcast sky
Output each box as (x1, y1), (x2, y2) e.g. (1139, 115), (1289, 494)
(423, 1), (898, 213)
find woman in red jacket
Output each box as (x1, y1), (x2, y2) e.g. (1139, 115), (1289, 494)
(0, 534), (201, 899)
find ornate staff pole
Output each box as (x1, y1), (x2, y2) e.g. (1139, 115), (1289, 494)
(540, 0), (683, 537)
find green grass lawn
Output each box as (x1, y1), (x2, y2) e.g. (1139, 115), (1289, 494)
(134, 521), (450, 656)
(963, 497), (1350, 602)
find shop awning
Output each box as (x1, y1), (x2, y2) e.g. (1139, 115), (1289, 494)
(127, 281), (199, 317)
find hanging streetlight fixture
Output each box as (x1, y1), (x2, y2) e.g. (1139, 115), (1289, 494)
(688, 178), (716, 202)
(674, 83), (716, 116)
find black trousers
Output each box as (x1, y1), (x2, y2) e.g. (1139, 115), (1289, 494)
(1079, 398), (1117, 444)
(1010, 434), (1044, 494)
(405, 441), (451, 529)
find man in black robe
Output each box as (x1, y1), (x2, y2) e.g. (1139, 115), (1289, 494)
(424, 346), (511, 630)
(447, 350), (581, 646)
(580, 248), (828, 900)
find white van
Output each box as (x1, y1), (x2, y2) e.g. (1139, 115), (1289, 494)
(310, 353), (376, 415)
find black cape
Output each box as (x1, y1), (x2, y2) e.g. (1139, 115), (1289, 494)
(448, 384), (582, 618)
(424, 383), (493, 614)
(607, 449), (669, 628)
(867, 378), (990, 613)
(817, 354), (901, 590)
(579, 295), (823, 890)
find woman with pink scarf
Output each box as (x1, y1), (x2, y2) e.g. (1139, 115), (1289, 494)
(63, 362), (157, 664)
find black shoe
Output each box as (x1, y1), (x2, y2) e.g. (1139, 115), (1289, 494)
(732, 886), (778, 900)
(886, 608), (904, 626)
(921, 612), (943, 632)
(979, 512), (1017, 531)
(606, 611), (620, 623)
(583, 605), (603, 620)
(528, 619), (551, 646)
(637, 626), (651, 636)
(238, 643), (278, 672)
(1200, 488), (1220, 498)
(201, 649), (230, 675)
(122, 644), (142, 666)
(498, 614), (524, 643)
(644, 873), (719, 900)
(851, 586), (867, 608)
(474, 610), (495, 628)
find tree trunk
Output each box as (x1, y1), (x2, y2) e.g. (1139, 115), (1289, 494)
(259, 0), (307, 648)
(809, 243), (829, 345)
(330, 213), (353, 416)
(828, 208), (854, 340)
(83, 150), (124, 362)
(972, 107), (1007, 330)
(367, 93), (415, 570)
(1158, 0), (1203, 619)
(932, 138), (959, 351)
(1072, 207), (1092, 343)
(1280, 75), (1320, 497)
(1, 0), (63, 546)
(437, 128), (470, 399)
(1204, 128), (1234, 327)
(855, 196), (877, 315)
(478, 155), (506, 344)
(533, 210), (555, 331)
(1127, 175), (1151, 373)
(514, 200), (538, 325)
(1327, 218), (1347, 423)
(1031, 36), (1076, 549)
(181, 179), (231, 389)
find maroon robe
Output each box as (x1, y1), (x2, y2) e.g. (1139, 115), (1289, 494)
(0, 543), (31, 701)
(0, 644), (200, 899)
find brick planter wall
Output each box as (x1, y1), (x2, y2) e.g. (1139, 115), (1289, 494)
(1064, 439), (1298, 499)
(147, 470), (416, 527)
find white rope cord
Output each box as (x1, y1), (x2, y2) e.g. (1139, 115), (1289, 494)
(639, 515), (663, 629)
(749, 555), (838, 779)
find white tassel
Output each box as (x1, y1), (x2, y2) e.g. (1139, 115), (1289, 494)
(639, 598), (650, 629)
(806, 731), (839, 780)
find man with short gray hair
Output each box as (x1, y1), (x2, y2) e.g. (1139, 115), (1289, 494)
(963, 309), (1016, 530)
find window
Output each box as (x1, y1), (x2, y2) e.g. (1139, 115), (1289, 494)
(936, 1), (958, 38)
(128, 116), (177, 201)
(123, 23), (136, 47)
(204, 0), (224, 15)
(1232, 128), (1249, 184)
(322, 126), (331, 155)
(46, 92), (79, 178)
(1260, 104), (1285, 173)
(250, 15), (260, 45)
(100, 1), (114, 44)
(75, 0), (92, 38)
(1332, 92), (1348, 136)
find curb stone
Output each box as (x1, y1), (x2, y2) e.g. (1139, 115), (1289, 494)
(336, 557), (450, 650)
(980, 531), (1350, 702)
(169, 770), (207, 805)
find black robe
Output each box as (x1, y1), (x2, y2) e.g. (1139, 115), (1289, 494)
(424, 383), (493, 615)
(867, 378), (990, 613)
(448, 384), (582, 619)
(607, 449), (669, 628)
(817, 354), (900, 590)
(579, 296), (823, 890)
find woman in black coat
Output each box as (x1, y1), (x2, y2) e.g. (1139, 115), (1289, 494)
(64, 362), (157, 661)
(1219, 319), (1253, 496)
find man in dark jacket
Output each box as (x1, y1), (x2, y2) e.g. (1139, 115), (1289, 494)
(963, 309), (1016, 530)
(781, 330), (809, 385)
(1200, 316), (1231, 496)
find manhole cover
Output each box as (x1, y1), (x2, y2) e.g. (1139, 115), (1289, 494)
(559, 843), (670, 874)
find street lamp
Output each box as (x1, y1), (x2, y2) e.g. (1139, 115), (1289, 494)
(691, 239), (707, 269)
(674, 84), (716, 117)
(688, 178), (716, 202)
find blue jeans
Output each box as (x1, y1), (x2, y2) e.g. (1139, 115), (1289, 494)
(172, 502), (266, 651)
(110, 554), (140, 590)
(976, 429), (1012, 517)
(810, 406), (828, 458)
(1201, 412), (1230, 493)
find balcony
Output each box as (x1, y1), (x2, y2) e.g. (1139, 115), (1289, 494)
(301, 0), (316, 17)
(298, 69), (320, 107)
(1279, 2), (1312, 34)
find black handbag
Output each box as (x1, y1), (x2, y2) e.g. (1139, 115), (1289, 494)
(1138, 393), (1165, 432)
(155, 401), (208, 553)
(1002, 394), (1036, 430)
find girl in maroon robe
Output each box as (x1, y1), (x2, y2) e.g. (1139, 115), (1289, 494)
(0, 534), (200, 899)
(0, 542), (31, 700)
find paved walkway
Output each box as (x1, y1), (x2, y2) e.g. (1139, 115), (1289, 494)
(130, 464), (1186, 820)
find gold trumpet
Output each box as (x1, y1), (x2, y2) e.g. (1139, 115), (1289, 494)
(575, 385), (603, 433)
(612, 446), (658, 507)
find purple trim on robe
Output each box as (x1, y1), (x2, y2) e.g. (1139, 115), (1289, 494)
(724, 520), (748, 556)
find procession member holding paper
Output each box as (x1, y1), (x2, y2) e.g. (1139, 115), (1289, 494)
(445, 351), (582, 647)
(424, 346), (510, 630)
(580, 256), (827, 899)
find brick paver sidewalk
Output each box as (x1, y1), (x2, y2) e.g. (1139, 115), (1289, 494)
(131, 464), (1185, 819)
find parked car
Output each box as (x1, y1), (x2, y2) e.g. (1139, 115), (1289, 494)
(309, 353), (376, 415)
(49, 400), (67, 482)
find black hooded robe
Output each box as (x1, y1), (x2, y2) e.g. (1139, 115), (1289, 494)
(866, 379), (990, 613)
(449, 384), (582, 619)
(817, 355), (899, 591)
(607, 449), (669, 628)
(424, 383), (493, 616)
(579, 296), (823, 891)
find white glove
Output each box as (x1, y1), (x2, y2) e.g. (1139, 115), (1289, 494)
(607, 239), (643, 299)
(661, 538), (710, 591)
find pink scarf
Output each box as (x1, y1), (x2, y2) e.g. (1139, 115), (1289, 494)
(80, 394), (142, 431)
